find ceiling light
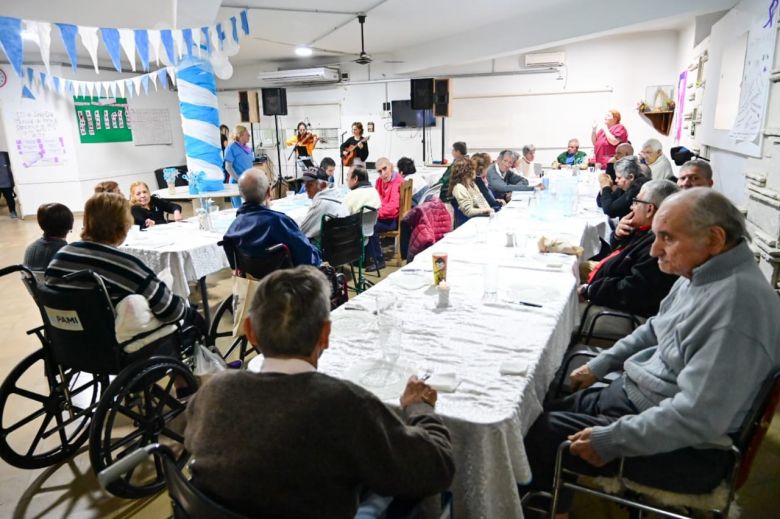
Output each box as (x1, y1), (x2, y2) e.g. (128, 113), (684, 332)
(295, 46), (313, 57)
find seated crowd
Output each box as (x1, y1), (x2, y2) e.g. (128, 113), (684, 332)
(18, 111), (780, 519)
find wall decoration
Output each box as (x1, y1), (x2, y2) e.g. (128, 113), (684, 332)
(13, 109), (67, 167)
(73, 96), (132, 143)
(129, 108), (173, 146)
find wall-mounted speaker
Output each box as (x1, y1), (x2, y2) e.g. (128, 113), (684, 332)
(238, 90), (260, 123)
(434, 79), (450, 117)
(261, 88), (288, 116)
(410, 78), (434, 110)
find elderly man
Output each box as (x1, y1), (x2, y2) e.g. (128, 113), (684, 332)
(553, 139), (587, 169)
(677, 159), (714, 189)
(518, 144), (537, 176)
(597, 156), (648, 219)
(366, 157), (403, 269)
(223, 167), (320, 267)
(488, 149), (535, 201)
(299, 167), (348, 241)
(640, 138), (674, 181)
(439, 141), (468, 201)
(523, 188), (780, 516)
(579, 180), (679, 317)
(185, 266), (455, 518)
(343, 166), (381, 215)
(605, 142), (634, 180)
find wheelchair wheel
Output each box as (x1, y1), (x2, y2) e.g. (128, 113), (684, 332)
(0, 349), (104, 469)
(208, 295), (253, 363)
(89, 356), (197, 499)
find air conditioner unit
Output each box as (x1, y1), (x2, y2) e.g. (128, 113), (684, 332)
(524, 52), (565, 68)
(256, 67), (341, 85)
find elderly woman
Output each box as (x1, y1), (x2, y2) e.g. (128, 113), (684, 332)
(597, 156), (648, 219)
(591, 109), (628, 168)
(449, 157), (494, 227)
(473, 152), (504, 211)
(45, 193), (200, 330)
(94, 180), (123, 196)
(640, 138), (674, 181)
(225, 124), (256, 207)
(129, 180), (182, 229)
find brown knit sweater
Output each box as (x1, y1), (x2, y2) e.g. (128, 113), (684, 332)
(184, 370), (455, 518)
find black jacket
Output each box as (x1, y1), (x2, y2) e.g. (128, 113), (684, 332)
(586, 229), (677, 317)
(131, 196), (182, 229)
(475, 177), (502, 211)
(597, 175), (648, 219)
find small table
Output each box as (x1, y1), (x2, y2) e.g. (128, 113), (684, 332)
(153, 184), (240, 209)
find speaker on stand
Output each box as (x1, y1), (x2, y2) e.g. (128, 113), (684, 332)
(434, 79), (450, 162)
(261, 88), (288, 198)
(411, 78), (434, 163)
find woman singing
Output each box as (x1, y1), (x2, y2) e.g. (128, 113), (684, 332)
(340, 122), (369, 167)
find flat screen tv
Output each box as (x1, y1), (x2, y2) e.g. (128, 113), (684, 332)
(391, 100), (436, 128)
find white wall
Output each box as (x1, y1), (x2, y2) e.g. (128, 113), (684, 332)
(218, 29), (683, 180)
(0, 66), (185, 216)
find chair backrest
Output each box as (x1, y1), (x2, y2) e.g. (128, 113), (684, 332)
(449, 199), (469, 229)
(320, 212), (363, 268)
(359, 205), (379, 239)
(32, 271), (124, 374)
(165, 457), (249, 519)
(234, 243), (293, 279)
(154, 165), (189, 189)
(397, 178), (414, 225)
(734, 368), (780, 488)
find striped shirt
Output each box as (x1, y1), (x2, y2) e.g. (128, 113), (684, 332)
(45, 241), (186, 323)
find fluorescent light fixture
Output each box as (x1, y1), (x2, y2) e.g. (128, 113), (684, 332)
(294, 46), (313, 57)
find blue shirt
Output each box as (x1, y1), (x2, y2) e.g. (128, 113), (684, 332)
(223, 203), (321, 267)
(224, 142), (255, 183)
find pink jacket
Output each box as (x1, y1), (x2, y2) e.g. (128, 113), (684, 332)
(376, 173), (403, 220)
(403, 199), (452, 260)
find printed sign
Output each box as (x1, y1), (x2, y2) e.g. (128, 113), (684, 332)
(44, 306), (84, 331)
(73, 96), (133, 144)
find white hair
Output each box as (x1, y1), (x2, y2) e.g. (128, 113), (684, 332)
(238, 167), (270, 204)
(642, 138), (663, 153)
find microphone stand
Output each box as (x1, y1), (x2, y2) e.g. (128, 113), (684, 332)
(339, 131), (348, 184)
(274, 114), (283, 199)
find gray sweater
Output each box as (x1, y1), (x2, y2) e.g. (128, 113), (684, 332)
(486, 164), (534, 196)
(587, 241), (780, 462)
(184, 370), (455, 518)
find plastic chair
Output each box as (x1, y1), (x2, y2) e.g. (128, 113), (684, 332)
(575, 301), (643, 346)
(320, 212), (369, 293)
(359, 205), (382, 278)
(379, 178), (414, 267)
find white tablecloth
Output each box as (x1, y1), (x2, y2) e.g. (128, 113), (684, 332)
(152, 184), (240, 209)
(311, 202), (604, 518)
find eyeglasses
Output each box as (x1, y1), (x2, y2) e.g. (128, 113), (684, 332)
(631, 198), (654, 207)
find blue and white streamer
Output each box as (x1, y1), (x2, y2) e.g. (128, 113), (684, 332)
(176, 58), (224, 191)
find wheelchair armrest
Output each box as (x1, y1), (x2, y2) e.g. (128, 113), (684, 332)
(555, 350), (599, 397)
(97, 443), (175, 491)
(0, 264), (34, 279)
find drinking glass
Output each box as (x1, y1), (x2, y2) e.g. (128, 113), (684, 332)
(482, 262), (499, 301)
(513, 235), (527, 259)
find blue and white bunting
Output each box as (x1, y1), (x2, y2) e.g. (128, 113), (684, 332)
(119, 28), (136, 72)
(100, 28), (123, 71)
(78, 26), (100, 73)
(135, 29), (150, 71)
(56, 23), (79, 71)
(0, 16), (24, 76)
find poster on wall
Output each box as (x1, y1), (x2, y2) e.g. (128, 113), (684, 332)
(729, 21), (776, 142)
(13, 110), (68, 168)
(73, 96), (133, 144)
(674, 70), (687, 144)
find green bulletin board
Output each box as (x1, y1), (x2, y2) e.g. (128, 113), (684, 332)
(73, 96), (133, 143)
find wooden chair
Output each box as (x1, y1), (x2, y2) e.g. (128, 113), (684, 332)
(380, 178), (413, 267)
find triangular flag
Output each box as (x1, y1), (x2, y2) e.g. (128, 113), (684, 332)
(39, 71), (47, 89)
(182, 28), (193, 57)
(26, 67), (33, 86)
(166, 66), (177, 86)
(71, 80), (79, 96)
(56, 23), (79, 71)
(172, 29), (185, 59)
(160, 29), (175, 63)
(108, 81), (116, 98)
(100, 28), (122, 71)
(125, 79), (134, 98)
(86, 81), (95, 97)
(201, 26), (212, 55)
(141, 75), (149, 94)
(132, 76), (142, 96)
(79, 26), (100, 73)
(21, 85), (35, 99)
(64, 79), (72, 94)
(117, 79), (125, 98)
(230, 16), (239, 44)
(118, 29), (136, 72)
(25, 21), (52, 76)
(135, 30), (149, 71)
(148, 30), (161, 65)
(158, 68), (168, 90)
(192, 27), (201, 57)
(52, 76), (60, 93)
(240, 10), (250, 35)
(149, 72), (158, 91)
(216, 22), (224, 50)
(0, 16), (24, 76)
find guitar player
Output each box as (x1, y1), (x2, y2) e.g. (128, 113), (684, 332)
(340, 122), (369, 167)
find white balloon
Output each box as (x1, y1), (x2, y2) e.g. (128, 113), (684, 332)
(213, 59), (233, 80)
(223, 39), (240, 57)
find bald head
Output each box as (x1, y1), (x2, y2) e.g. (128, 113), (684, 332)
(239, 167), (270, 204)
(614, 143), (634, 161)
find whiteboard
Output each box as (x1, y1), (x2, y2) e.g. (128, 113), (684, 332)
(129, 108), (173, 146)
(449, 89), (612, 150)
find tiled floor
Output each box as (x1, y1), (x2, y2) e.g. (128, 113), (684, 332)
(0, 211), (777, 518)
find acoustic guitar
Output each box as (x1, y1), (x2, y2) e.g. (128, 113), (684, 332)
(341, 136), (370, 166)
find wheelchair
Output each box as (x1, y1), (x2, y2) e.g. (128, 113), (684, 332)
(0, 265), (200, 499)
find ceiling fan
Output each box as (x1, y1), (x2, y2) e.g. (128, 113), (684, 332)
(353, 14), (372, 65)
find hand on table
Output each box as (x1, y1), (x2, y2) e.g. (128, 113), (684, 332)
(569, 428), (607, 467)
(569, 364), (596, 391)
(401, 376), (438, 408)
(145, 219), (156, 227)
(615, 212), (635, 239)
(598, 173), (613, 189)
(497, 198), (507, 206)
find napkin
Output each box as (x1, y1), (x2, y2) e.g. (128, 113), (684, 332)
(426, 373), (460, 392)
(499, 360), (529, 376)
(537, 236), (584, 257)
